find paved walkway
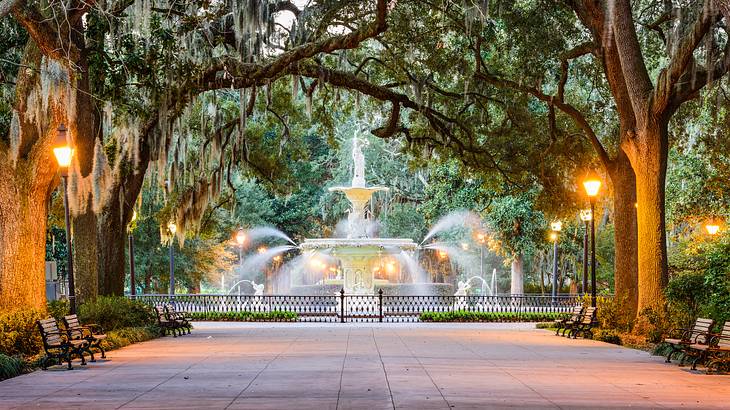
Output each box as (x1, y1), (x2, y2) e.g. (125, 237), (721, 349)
(1, 322), (729, 409)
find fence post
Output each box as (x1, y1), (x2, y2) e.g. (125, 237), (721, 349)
(340, 289), (345, 323)
(378, 289), (383, 323)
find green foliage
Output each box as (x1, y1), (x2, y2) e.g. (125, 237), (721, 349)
(101, 327), (160, 351)
(665, 272), (708, 329)
(381, 203), (427, 241)
(188, 311), (297, 322)
(47, 300), (70, 320)
(419, 311), (560, 322)
(483, 191), (546, 258)
(534, 322), (555, 329)
(594, 329), (622, 345)
(0, 309), (43, 357)
(580, 295), (633, 333)
(0, 354), (24, 381)
(78, 296), (156, 331)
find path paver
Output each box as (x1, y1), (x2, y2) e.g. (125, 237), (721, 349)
(1, 322), (729, 409)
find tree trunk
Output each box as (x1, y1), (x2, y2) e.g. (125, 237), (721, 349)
(96, 204), (126, 296)
(72, 203), (99, 305)
(0, 45), (71, 311)
(0, 173), (51, 311)
(626, 122), (669, 314)
(607, 150), (639, 318)
(510, 253), (524, 294)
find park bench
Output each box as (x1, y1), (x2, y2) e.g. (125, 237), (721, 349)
(36, 318), (88, 370)
(662, 317), (714, 363)
(566, 306), (597, 339)
(62, 314), (107, 362)
(554, 306), (584, 336)
(687, 322), (730, 372)
(154, 305), (180, 337)
(164, 303), (192, 334)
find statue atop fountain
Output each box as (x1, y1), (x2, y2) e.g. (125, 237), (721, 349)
(329, 136), (388, 239)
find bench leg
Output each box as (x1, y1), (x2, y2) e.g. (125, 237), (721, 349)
(666, 345), (677, 363)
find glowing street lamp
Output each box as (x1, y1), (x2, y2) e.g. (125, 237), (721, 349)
(706, 223), (720, 236)
(168, 221), (177, 297)
(580, 209), (592, 294)
(53, 124), (76, 314)
(437, 249), (448, 260)
(583, 171), (602, 307)
(235, 228), (246, 263)
(257, 246), (268, 254)
(550, 221), (561, 302)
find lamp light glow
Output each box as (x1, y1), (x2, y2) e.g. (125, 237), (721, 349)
(53, 124), (73, 167)
(549, 232), (558, 242)
(580, 209), (592, 222)
(257, 246), (268, 254)
(550, 221), (562, 232)
(437, 249), (448, 260)
(235, 228), (246, 245)
(168, 222), (177, 235)
(706, 224), (720, 235)
(583, 170), (602, 198)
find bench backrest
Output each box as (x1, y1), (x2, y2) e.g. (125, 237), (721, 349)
(37, 318), (63, 348)
(154, 305), (169, 322)
(568, 306), (583, 321)
(62, 314), (84, 339)
(581, 307), (597, 324)
(691, 318), (714, 344)
(716, 322), (730, 349)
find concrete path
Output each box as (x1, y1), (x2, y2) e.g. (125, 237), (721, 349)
(1, 322), (729, 409)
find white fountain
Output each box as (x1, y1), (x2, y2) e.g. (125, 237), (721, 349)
(298, 136), (418, 295)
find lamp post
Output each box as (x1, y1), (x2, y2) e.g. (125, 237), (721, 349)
(579, 209), (592, 295)
(53, 124), (76, 314)
(168, 221), (177, 297)
(550, 221), (561, 303)
(476, 232), (486, 279)
(128, 210), (137, 296)
(583, 171), (602, 307)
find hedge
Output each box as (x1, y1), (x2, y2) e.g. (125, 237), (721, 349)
(419, 311), (562, 322)
(189, 311), (298, 321)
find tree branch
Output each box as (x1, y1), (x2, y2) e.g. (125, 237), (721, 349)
(655, 1), (721, 112)
(610, 0), (654, 116)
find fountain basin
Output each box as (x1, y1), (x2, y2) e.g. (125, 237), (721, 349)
(299, 238), (418, 294)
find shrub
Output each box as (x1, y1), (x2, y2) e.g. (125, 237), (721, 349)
(665, 271), (708, 329)
(0, 309), (44, 357)
(47, 300), (70, 320)
(0, 354), (24, 381)
(535, 322), (555, 329)
(101, 327), (160, 351)
(594, 329), (622, 345)
(78, 296), (156, 331)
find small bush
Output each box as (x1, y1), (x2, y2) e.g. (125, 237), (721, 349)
(188, 311), (298, 321)
(47, 300), (70, 320)
(0, 354), (24, 381)
(535, 322), (555, 329)
(78, 296), (156, 330)
(594, 329), (622, 345)
(0, 309), (44, 357)
(101, 327), (160, 351)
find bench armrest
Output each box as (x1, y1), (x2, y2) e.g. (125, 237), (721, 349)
(668, 327), (691, 340)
